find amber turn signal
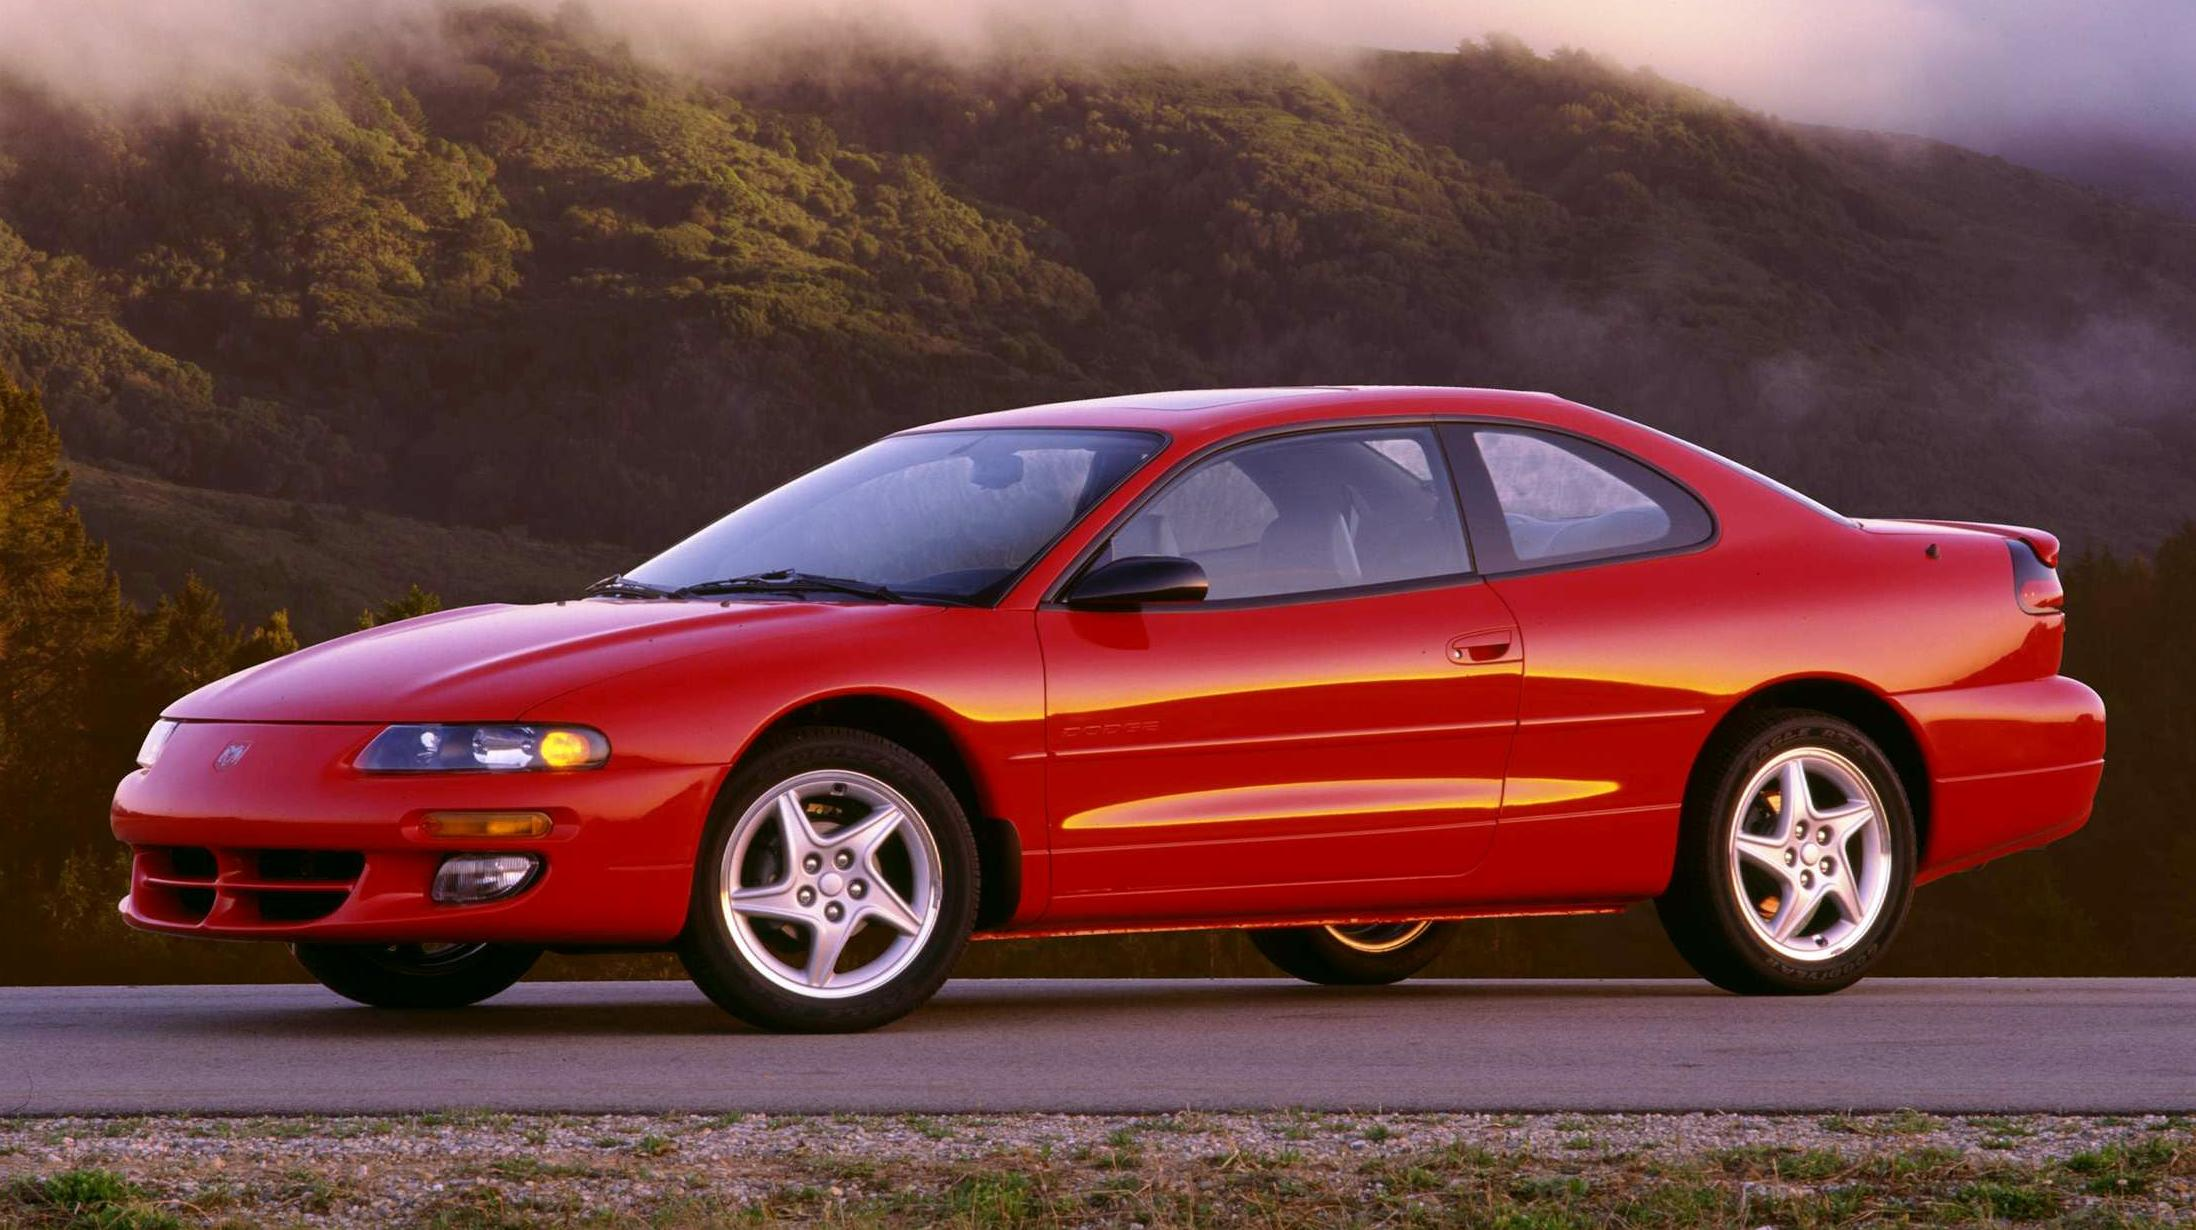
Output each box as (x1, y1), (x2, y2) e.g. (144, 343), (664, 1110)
(537, 729), (595, 769)
(421, 811), (554, 839)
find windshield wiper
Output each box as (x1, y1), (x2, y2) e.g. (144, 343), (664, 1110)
(584, 574), (677, 599)
(674, 570), (909, 603)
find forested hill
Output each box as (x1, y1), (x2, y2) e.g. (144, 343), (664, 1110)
(3, 8), (2194, 571)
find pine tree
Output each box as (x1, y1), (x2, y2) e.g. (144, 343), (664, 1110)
(0, 368), (129, 809)
(134, 575), (244, 699)
(358, 583), (444, 629)
(235, 609), (301, 669)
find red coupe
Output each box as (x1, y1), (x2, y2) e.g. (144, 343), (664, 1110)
(113, 388), (2104, 1031)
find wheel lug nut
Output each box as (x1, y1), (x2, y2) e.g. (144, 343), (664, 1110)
(834, 850), (853, 870)
(797, 887), (816, 906)
(1782, 850), (1797, 866)
(848, 879), (867, 898)
(1816, 826), (1832, 844)
(824, 901), (844, 922)
(1800, 870), (1814, 888)
(802, 853), (822, 873)
(1820, 858), (1836, 876)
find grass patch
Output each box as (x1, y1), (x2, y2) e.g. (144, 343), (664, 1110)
(485, 1157), (596, 1181)
(944, 1170), (1042, 1225)
(1708, 1144), (1849, 1180)
(1950, 1179), (2063, 1221)
(2065, 1137), (2180, 1195)
(5, 1169), (179, 1229)
(900, 1114), (954, 1141)
(1616, 1179), (1728, 1226)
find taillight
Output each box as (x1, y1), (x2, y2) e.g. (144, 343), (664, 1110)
(2010, 541), (2064, 614)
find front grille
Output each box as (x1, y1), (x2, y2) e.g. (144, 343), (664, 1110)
(258, 849), (364, 882)
(131, 845), (365, 927)
(256, 891), (350, 922)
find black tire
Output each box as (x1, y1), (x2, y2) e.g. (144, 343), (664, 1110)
(1655, 709), (1917, 995)
(1250, 921), (1459, 985)
(292, 942), (539, 1009)
(678, 726), (978, 1033)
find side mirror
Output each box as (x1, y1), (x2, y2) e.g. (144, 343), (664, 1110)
(1064, 555), (1209, 609)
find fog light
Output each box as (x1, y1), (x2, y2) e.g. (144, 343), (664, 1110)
(431, 854), (541, 904)
(422, 811), (553, 839)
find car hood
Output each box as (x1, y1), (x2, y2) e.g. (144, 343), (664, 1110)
(166, 598), (886, 723)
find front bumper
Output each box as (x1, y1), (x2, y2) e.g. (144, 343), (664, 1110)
(111, 721), (722, 945)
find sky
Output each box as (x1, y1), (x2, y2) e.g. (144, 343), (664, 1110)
(2, 0), (2192, 168)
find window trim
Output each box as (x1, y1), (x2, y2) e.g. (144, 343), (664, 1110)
(1441, 422), (1719, 578)
(1042, 420), (1481, 611)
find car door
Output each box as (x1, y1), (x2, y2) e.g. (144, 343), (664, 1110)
(1440, 422), (1722, 904)
(1035, 424), (1523, 925)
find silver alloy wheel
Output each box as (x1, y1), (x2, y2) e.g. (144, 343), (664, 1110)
(1322, 921), (1432, 954)
(719, 769), (942, 999)
(1727, 748), (1892, 962)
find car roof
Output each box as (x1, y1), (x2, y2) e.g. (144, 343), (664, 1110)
(899, 385), (1843, 541)
(903, 386), (1580, 445)
(897, 385), (1857, 607)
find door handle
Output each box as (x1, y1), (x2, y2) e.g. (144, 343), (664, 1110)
(1447, 629), (1518, 664)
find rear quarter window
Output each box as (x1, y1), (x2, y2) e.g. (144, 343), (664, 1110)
(1445, 425), (1713, 573)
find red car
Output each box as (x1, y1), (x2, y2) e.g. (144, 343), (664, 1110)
(113, 387), (2104, 1031)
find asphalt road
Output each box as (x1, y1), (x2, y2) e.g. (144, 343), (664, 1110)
(2, 978), (2190, 1115)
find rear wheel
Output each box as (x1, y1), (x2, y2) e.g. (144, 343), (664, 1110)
(1250, 920), (1458, 985)
(1656, 709), (1916, 994)
(678, 727), (977, 1032)
(292, 942), (539, 1009)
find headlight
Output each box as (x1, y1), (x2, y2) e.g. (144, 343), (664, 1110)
(356, 724), (610, 773)
(136, 719), (180, 769)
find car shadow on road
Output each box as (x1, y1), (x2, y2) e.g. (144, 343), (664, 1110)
(95, 978), (1725, 1041)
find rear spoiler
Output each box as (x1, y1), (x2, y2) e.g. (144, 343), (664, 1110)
(1891, 520), (2060, 568)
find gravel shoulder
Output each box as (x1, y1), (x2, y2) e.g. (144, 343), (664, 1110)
(2, 1111), (2190, 1227)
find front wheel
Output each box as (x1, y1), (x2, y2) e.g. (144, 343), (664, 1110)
(1250, 921), (1458, 985)
(678, 727), (977, 1032)
(1656, 709), (1917, 994)
(292, 942), (540, 1008)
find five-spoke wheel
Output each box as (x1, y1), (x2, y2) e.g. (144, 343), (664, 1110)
(1727, 749), (1893, 961)
(1658, 709), (1916, 994)
(680, 727), (976, 1032)
(718, 770), (942, 998)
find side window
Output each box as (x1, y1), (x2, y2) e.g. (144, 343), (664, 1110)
(1450, 426), (1712, 572)
(1096, 428), (1471, 602)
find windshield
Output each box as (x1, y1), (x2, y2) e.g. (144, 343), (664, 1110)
(624, 428), (1165, 604)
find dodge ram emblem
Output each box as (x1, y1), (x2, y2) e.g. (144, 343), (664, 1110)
(213, 742), (251, 771)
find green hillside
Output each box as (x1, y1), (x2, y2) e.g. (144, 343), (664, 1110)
(2, 9), (2192, 571)
(69, 463), (627, 642)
